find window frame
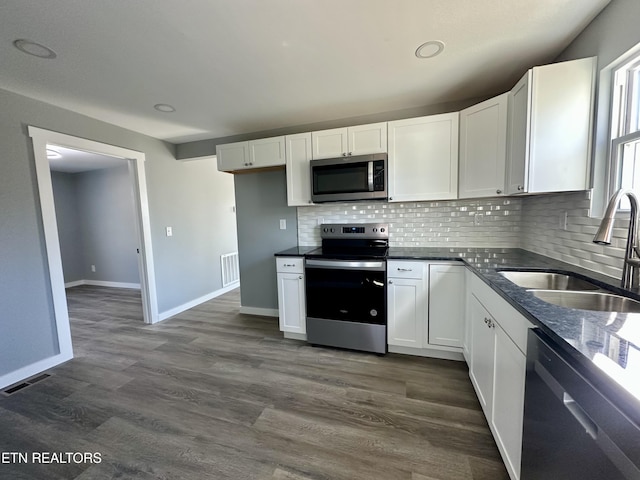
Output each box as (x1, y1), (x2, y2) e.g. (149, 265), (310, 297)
(608, 53), (640, 204)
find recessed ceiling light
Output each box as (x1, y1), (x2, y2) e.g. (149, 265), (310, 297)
(415, 40), (445, 59)
(154, 104), (176, 113)
(46, 148), (62, 159)
(13, 39), (57, 59)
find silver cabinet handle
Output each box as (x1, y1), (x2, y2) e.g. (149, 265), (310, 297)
(342, 152), (347, 157)
(389, 280), (393, 284)
(298, 275), (303, 280)
(283, 263), (296, 267)
(397, 268), (413, 272)
(517, 185), (523, 191)
(389, 196), (393, 201)
(348, 152), (352, 156)
(496, 189), (502, 194)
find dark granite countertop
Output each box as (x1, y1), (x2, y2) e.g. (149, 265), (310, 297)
(274, 246), (319, 257)
(274, 246), (640, 425)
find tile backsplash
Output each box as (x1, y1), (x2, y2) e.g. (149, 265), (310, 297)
(297, 191), (630, 281)
(297, 198), (523, 247)
(521, 191), (627, 280)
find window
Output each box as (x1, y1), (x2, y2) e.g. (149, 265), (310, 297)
(610, 53), (640, 209)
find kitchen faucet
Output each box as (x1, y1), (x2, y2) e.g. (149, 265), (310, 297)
(593, 188), (640, 290)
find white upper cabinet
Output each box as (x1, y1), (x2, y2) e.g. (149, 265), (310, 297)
(311, 122), (387, 159)
(459, 93), (509, 198)
(285, 133), (314, 206)
(217, 136), (285, 172)
(388, 113), (459, 202)
(505, 57), (596, 194)
(248, 136), (286, 169)
(216, 141), (249, 172)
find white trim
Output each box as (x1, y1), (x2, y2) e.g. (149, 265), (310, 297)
(158, 284), (239, 321)
(388, 345), (465, 362)
(0, 351), (72, 390)
(28, 126), (159, 326)
(65, 280), (141, 289)
(283, 332), (307, 341)
(239, 306), (279, 317)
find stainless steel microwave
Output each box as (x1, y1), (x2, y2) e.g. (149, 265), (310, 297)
(310, 153), (387, 203)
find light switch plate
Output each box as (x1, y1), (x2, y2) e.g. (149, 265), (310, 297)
(166, 226), (173, 237)
(279, 219), (286, 230)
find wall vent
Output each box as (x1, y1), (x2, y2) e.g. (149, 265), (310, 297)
(221, 252), (240, 287)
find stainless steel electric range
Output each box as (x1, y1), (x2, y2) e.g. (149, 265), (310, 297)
(304, 223), (388, 354)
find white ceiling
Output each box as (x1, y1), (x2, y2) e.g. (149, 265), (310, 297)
(0, 0), (611, 144)
(48, 145), (127, 173)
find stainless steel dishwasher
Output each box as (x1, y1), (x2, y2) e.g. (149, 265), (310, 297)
(521, 329), (640, 479)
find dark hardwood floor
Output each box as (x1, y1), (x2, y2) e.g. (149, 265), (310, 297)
(0, 285), (508, 479)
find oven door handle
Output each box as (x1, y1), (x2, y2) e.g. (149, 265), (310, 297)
(305, 259), (386, 271)
(368, 161), (374, 192)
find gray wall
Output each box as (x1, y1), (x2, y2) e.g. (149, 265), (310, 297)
(52, 165), (140, 285)
(0, 87), (237, 378)
(51, 172), (84, 283)
(234, 170), (297, 310)
(77, 165), (140, 284)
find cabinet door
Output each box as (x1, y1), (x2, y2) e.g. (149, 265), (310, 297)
(387, 277), (425, 348)
(277, 272), (306, 335)
(428, 264), (465, 348)
(285, 133), (313, 206)
(347, 122), (387, 155)
(459, 93), (508, 199)
(528, 57), (594, 193)
(492, 325), (526, 480)
(248, 136), (285, 169)
(311, 128), (348, 159)
(505, 71), (531, 194)
(388, 113), (459, 202)
(463, 269), (473, 363)
(216, 141), (249, 172)
(469, 294), (496, 417)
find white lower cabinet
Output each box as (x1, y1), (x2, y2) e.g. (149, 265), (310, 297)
(387, 260), (464, 359)
(276, 257), (306, 337)
(387, 263), (426, 348)
(467, 271), (533, 480)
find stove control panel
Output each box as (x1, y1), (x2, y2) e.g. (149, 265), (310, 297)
(320, 223), (389, 239)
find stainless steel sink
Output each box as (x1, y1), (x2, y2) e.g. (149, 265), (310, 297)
(529, 290), (640, 313)
(498, 271), (600, 291)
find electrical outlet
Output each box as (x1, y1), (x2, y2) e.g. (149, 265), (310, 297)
(474, 213), (483, 226)
(561, 211), (568, 230)
(91, 265), (96, 272)
(166, 226), (173, 237)
(317, 217), (324, 226)
(279, 219), (287, 230)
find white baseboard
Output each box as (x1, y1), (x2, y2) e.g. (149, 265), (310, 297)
(284, 332), (307, 341)
(65, 279), (141, 289)
(158, 283), (240, 321)
(239, 306), (279, 317)
(388, 344), (464, 362)
(0, 350), (73, 390)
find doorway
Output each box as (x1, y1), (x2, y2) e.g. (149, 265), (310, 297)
(29, 127), (158, 368)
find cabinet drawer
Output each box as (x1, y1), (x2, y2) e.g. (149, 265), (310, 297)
(387, 261), (425, 279)
(276, 257), (304, 274)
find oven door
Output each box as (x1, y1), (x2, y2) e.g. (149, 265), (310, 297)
(305, 258), (387, 353)
(305, 259), (386, 325)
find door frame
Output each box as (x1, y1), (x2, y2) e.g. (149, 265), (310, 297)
(29, 127), (159, 339)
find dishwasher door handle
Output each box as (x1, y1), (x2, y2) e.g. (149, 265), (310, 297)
(563, 392), (598, 440)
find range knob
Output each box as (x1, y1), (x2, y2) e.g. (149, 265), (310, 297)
(330, 228), (335, 233)
(373, 228), (378, 233)
(380, 227), (385, 233)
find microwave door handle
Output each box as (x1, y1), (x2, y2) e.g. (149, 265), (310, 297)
(368, 161), (374, 191)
